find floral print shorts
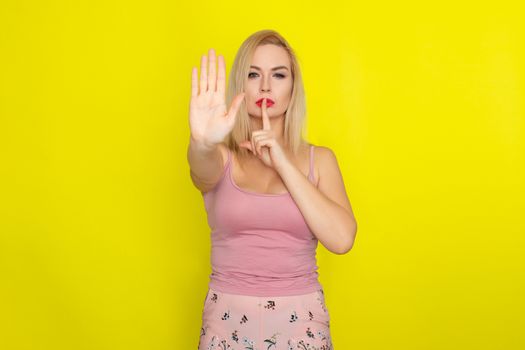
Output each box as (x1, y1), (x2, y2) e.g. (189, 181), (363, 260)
(198, 287), (333, 350)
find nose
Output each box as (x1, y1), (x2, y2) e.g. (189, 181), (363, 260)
(260, 76), (271, 92)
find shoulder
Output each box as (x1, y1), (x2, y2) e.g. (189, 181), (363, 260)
(312, 145), (338, 169)
(312, 144), (336, 159)
(312, 144), (353, 214)
(309, 144), (339, 185)
(312, 145), (344, 184)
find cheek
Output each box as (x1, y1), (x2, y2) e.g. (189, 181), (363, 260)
(277, 92), (292, 106)
(277, 84), (293, 100)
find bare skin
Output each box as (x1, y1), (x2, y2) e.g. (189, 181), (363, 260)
(235, 44), (311, 193)
(190, 45), (311, 193)
(235, 44), (315, 194)
(242, 44), (293, 152)
(189, 46), (357, 254)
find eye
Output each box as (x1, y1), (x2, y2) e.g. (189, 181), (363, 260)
(248, 72), (286, 79)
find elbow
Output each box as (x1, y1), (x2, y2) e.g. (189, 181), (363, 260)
(334, 240), (354, 255)
(334, 224), (357, 255)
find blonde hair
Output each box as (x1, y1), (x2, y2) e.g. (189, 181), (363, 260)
(224, 29), (309, 160)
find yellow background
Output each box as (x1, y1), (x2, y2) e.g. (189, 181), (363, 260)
(1, 1), (524, 349)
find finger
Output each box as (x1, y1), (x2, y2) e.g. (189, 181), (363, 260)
(255, 136), (271, 156)
(191, 67), (198, 97)
(208, 48), (216, 92)
(199, 54), (208, 94)
(217, 55), (226, 95)
(262, 98), (271, 130)
(256, 141), (264, 157)
(252, 134), (260, 156)
(239, 141), (255, 155)
(226, 92), (245, 126)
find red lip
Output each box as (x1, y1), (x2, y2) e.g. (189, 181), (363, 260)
(256, 98), (274, 107)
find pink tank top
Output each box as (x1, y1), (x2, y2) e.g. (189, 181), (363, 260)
(201, 144), (322, 296)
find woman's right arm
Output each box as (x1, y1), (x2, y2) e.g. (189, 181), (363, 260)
(186, 48), (244, 192)
(187, 136), (226, 193)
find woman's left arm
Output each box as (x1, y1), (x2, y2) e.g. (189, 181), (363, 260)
(276, 147), (357, 255)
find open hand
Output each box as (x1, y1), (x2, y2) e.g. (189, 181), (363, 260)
(189, 48), (245, 147)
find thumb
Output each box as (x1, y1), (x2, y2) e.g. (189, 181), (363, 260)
(239, 141), (254, 154)
(226, 92), (245, 122)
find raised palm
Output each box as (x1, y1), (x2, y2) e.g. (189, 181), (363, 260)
(189, 48), (245, 146)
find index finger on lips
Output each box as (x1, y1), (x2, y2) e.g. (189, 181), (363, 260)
(262, 98), (271, 131)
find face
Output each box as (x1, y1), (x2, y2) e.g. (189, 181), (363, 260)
(245, 44), (293, 120)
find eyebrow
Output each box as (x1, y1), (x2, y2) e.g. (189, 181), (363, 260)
(250, 65), (289, 71)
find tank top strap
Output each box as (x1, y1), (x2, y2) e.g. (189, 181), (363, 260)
(217, 145), (232, 186)
(308, 144), (315, 183)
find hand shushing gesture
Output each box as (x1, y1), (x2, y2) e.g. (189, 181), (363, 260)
(239, 98), (289, 171)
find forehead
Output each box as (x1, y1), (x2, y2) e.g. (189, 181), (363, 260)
(251, 44), (290, 68)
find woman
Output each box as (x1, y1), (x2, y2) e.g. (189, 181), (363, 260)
(187, 29), (357, 350)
